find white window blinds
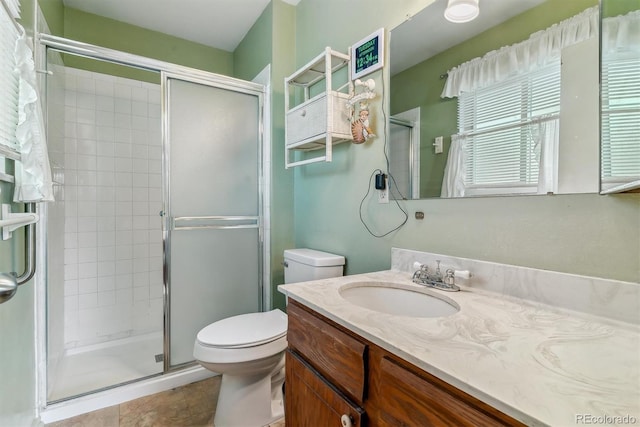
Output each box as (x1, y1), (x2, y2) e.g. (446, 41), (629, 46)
(0, 0), (21, 152)
(601, 52), (640, 183)
(457, 61), (561, 195)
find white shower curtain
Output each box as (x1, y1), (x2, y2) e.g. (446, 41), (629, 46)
(441, 134), (467, 198)
(530, 116), (560, 195)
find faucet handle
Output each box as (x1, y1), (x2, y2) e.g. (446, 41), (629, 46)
(454, 270), (471, 279)
(412, 262), (429, 272)
(444, 269), (455, 286)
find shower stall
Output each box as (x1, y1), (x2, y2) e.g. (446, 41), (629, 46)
(39, 35), (267, 406)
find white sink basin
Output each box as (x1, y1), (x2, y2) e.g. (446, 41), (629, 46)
(339, 282), (459, 318)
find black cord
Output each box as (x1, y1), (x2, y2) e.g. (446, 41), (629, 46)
(358, 169), (409, 238)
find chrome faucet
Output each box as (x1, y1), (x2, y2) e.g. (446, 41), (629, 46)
(412, 261), (468, 292)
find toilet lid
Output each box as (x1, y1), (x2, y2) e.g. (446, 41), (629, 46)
(197, 309), (288, 348)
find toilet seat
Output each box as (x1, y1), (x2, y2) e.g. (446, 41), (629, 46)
(196, 309), (287, 349)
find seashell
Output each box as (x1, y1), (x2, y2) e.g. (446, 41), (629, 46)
(351, 120), (366, 144)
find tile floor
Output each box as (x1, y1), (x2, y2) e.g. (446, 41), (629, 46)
(46, 377), (286, 427)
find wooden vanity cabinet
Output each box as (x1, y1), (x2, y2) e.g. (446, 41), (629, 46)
(286, 300), (367, 426)
(286, 350), (365, 427)
(286, 300), (367, 404)
(367, 351), (522, 426)
(285, 299), (525, 427)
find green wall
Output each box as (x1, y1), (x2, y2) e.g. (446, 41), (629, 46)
(0, 182), (36, 426)
(37, 3), (234, 82)
(38, 0), (64, 36)
(269, 1), (296, 310)
(391, 0), (598, 197)
(603, 0), (640, 17)
(60, 7), (233, 83)
(293, 0), (640, 283)
(234, 2), (273, 80)
(1, 2), (39, 425)
(234, 0), (296, 310)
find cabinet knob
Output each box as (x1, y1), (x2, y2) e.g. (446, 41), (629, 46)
(340, 414), (353, 427)
(301, 109), (306, 117)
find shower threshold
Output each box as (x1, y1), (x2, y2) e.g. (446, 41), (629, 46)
(48, 332), (163, 402)
(41, 363), (214, 424)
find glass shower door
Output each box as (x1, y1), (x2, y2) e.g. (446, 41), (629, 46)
(44, 49), (165, 402)
(164, 74), (263, 367)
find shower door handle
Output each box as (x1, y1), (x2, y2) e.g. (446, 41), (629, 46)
(160, 211), (170, 234)
(171, 216), (259, 231)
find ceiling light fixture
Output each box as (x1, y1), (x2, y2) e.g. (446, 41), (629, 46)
(444, 0), (480, 24)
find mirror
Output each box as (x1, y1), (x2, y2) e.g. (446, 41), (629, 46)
(600, 0), (640, 194)
(389, 0), (601, 199)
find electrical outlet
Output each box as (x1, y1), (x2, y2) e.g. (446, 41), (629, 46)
(433, 136), (444, 154)
(378, 177), (389, 204)
(378, 187), (389, 204)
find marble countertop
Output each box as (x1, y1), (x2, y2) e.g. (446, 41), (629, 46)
(278, 270), (640, 427)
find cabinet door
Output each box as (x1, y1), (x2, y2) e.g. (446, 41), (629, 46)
(287, 300), (367, 404)
(374, 356), (524, 427)
(286, 350), (365, 427)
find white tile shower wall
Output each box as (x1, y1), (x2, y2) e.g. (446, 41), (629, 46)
(391, 247), (640, 324)
(63, 68), (163, 348)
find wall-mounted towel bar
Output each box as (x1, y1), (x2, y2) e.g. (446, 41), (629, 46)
(0, 203), (37, 304)
(0, 203), (39, 240)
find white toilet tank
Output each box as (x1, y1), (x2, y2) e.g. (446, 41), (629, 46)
(284, 249), (345, 284)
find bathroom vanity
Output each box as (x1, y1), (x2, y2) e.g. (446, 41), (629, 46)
(278, 249), (640, 426)
(286, 299), (522, 426)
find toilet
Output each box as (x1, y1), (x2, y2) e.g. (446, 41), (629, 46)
(193, 248), (345, 427)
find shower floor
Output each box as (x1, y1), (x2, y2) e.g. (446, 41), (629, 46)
(48, 332), (164, 402)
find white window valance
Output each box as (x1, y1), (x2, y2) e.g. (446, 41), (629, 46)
(602, 9), (640, 54)
(441, 6), (598, 98)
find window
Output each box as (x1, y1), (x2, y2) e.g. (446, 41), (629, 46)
(0, 0), (21, 152)
(601, 51), (640, 186)
(457, 61), (561, 196)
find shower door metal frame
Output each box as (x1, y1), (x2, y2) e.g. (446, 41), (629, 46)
(37, 34), (268, 401)
(161, 70), (265, 371)
(389, 117), (416, 199)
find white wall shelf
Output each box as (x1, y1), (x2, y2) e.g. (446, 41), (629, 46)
(284, 47), (353, 168)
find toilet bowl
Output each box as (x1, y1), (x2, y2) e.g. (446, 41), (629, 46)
(194, 248), (345, 427)
(194, 309), (288, 427)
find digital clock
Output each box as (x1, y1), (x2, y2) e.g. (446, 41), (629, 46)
(351, 28), (384, 80)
